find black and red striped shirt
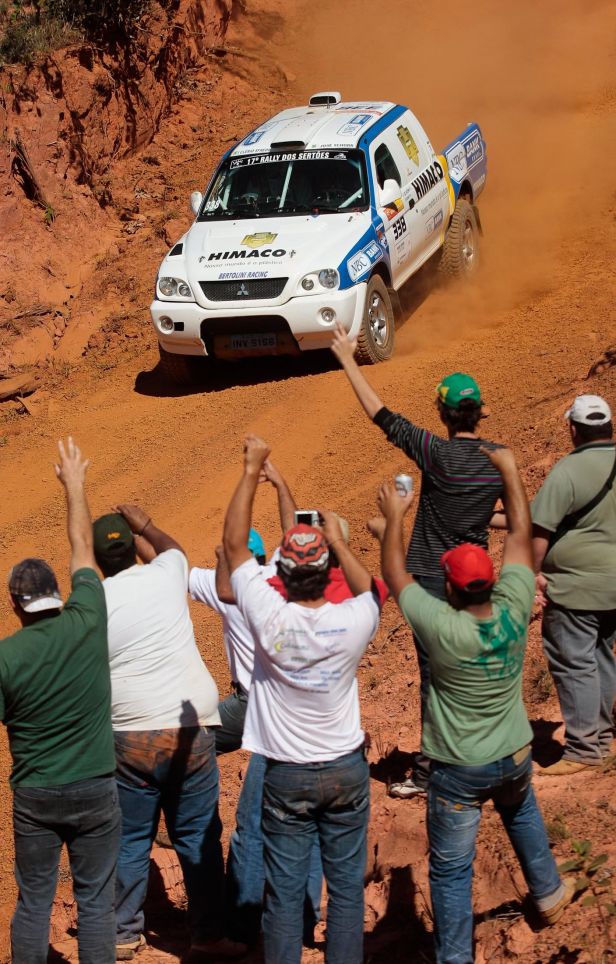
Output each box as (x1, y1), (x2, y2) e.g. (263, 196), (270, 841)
(374, 407), (503, 580)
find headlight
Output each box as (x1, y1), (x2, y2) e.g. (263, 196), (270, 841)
(158, 277), (194, 300)
(318, 269), (339, 289)
(298, 269), (340, 295)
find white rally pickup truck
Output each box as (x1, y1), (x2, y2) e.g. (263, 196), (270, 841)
(151, 92), (487, 382)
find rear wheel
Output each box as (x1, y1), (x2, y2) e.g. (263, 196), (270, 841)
(157, 344), (204, 385)
(355, 275), (395, 364)
(440, 198), (480, 279)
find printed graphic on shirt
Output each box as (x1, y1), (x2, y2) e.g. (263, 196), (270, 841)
(460, 608), (526, 680)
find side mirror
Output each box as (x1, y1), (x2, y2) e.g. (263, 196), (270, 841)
(378, 178), (401, 209)
(190, 191), (203, 216)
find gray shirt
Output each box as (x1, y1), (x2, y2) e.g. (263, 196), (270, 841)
(532, 442), (616, 610)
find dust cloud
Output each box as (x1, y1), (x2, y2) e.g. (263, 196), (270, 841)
(287, 0), (616, 340)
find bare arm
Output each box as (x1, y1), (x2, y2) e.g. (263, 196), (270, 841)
(215, 544), (235, 604)
(376, 482), (415, 601)
(319, 510), (372, 596)
(223, 436), (271, 573)
(489, 508), (508, 530)
(114, 504), (184, 559)
(481, 448), (532, 569)
(532, 526), (551, 574)
(55, 437), (95, 575)
(262, 460), (297, 533)
(330, 323), (385, 420)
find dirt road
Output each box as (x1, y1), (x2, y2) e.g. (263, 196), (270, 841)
(0, 0), (614, 959)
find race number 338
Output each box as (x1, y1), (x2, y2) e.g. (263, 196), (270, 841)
(393, 216), (407, 241)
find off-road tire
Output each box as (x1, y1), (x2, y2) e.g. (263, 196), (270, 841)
(157, 344), (203, 385)
(440, 198), (479, 279)
(355, 275), (395, 364)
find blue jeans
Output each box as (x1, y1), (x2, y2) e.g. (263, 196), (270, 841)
(226, 752), (322, 945)
(114, 727), (224, 943)
(262, 748), (369, 964)
(216, 686), (248, 755)
(428, 750), (562, 964)
(11, 775), (121, 964)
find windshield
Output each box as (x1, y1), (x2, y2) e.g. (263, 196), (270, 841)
(198, 149), (369, 219)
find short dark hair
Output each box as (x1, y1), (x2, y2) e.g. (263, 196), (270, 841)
(96, 545), (137, 578)
(255, 554), (266, 566)
(571, 418), (613, 444)
(276, 561), (330, 602)
(438, 398), (484, 434)
(447, 583), (493, 608)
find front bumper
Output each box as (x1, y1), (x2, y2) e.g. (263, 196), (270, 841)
(150, 285), (367, 358)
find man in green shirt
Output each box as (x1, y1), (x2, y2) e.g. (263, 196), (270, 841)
(376, 446), (573, 963)
(532, 394), (616, 775)
(0, 438), (120, 964)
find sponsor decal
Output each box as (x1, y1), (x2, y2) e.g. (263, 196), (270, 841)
(230, 150), (345, 169)
(396, 125), (420, 166)
(335, 104), (385, 114)
(241, 119), (281, 146)
(337, 113), (373, 135)
(384, 198), (404, 221)
(426, 209), (444, 235)
(346, 239), (383, 282)
(445, 142), (467, 181)
(242, 232), (277, 248)
(218, 271), (268, 279)
(474, 173), (486, 191)
(411, 159), (444, 201)
(203, 249), (287, 261)
(463, 131), (483, 168)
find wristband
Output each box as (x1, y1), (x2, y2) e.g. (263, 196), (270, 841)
(138, 518), (152, 537)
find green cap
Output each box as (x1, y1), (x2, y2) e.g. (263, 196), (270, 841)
(436, 372), (482, 408)
(93, 513), (135, 563)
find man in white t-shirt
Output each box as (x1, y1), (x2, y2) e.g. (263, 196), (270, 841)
(93, 508), (242, 963)
(222, 435), (381, 964)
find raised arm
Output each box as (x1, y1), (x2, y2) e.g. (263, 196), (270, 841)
(480, 447), (532, 569)
(215, 544), (235, 604)
(114, 504), (185, 559)
(376, 481), (415, 600)
(330, 323), (385, 420)
(54, 437), (95, 574)
(224, 436), (271, 573)
(319, 510), (372, 595)
(262, 460), (297, 533)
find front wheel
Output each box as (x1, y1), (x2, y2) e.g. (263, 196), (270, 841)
(440, 198), (480, 279)
(355, 275), (395, 364)
(157, 344), (204, 385)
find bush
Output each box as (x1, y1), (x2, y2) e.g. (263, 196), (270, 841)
(0, 5), (81, 64)
(0, 0), (154, 63)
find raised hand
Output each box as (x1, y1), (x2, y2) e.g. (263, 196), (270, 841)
(330, 322), (358, 367)
(318, 509), (344, 545)
(54, 437), (89, 490)
(244, 434), (271, 474)
(113, 503), (151, 535)
(479, 445), (517, 475)
(377, 480), (414, 520)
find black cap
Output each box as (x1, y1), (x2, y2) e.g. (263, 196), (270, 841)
(9, 559), (63, 613)
(93, 513), (135, 564)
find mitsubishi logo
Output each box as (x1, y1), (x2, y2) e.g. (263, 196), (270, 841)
(237, 283), (250, 297)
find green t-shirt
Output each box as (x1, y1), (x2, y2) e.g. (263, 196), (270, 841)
(399, 565), (534, 765)
(531, 442), (616, 610)
(0, 567), (115, 788)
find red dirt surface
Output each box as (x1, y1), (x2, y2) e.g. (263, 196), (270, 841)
(0, 0), (615, 961)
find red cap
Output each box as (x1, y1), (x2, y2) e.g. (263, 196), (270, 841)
(441, 543), (495, 592)
(278, 525), (330, 574)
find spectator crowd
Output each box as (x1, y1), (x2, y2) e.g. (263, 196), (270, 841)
(0, 323), (614, 964)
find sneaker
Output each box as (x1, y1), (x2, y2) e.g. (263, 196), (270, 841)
(116, 934), (146, 960)
(388, 776), (427, 799)
(537, 759), (598, 776)
(187, 937), (249, 960)
(539, 876), (576, 925)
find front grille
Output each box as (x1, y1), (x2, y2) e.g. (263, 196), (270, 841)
(199, 278), (288, 301)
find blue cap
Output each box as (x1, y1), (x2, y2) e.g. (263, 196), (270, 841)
(247, 528), (266, 559)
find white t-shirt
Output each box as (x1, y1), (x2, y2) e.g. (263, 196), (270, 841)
(189, 567), (255, 695)
(231, 557), (380, 763)
(104, 550), (220, 730)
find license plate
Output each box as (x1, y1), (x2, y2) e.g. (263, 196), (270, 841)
(229, 333), (277, 350)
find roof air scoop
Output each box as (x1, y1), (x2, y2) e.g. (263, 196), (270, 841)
(309, 91), (342, 108)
